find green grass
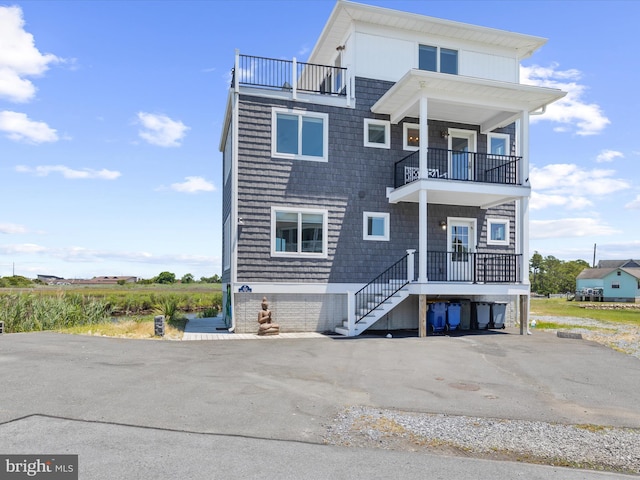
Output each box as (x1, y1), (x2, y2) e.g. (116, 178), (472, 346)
(0, 284), (222, 334)
(531, 298), (640, 326)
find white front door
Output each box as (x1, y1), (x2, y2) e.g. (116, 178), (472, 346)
(448, 129), (477, 180)
(447, 218), (476, 281)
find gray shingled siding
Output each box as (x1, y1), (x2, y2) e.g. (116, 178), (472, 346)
(221, 126), (232, 284)
(234, 77), (517, 284)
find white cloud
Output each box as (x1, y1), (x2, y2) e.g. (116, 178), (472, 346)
(0, 243), (47, 254)
(0, 111), (58, 143)
(137, 112), (189, 147)
(0, 6), (60, 103)
(625, 195), (640, 210)
(521, 63), (609, 136)
(15, 164), (121, 180)
(169, 176), (216, 194)
(596, 149), (624, 163)
(0, 223), (27, 234)
(530, 218), (619, 239)
(529, 163), (630, 210)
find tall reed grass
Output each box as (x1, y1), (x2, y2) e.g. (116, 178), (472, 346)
(0, 292), (111, 333)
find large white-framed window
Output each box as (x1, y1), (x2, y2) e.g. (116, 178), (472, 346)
(419, 45), (458, 75)
(403, 123), (421, 151)
(271, 108), (328, 162)
(487, 218), (509, 246)
(364, 118), (390, 149)
(271, 207), (328, 258)
(363, 212), (390, 241)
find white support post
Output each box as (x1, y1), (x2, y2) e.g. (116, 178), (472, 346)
(346, 67), (352, 107)
(418, 96), (429, 179)
(519, 110), (530, 185)
(234, 49), (240, 91)
(418, 96), (429, 284)
(406, 249), (416, 283)
(347, 291), (356, 336)
(419, 190), (428, 283)
(292, 57), (297, 100)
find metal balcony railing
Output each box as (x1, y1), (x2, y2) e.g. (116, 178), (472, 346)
(425, 251), (522, 283)
(394, 148), (521, 188)
(232, 54), (347, 96)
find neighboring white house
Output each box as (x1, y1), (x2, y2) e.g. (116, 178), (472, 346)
(220, 0), (566, 336)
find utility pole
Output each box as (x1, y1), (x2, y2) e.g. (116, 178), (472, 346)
(592, 244), (596, 268)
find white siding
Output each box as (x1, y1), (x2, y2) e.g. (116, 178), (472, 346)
(351, 30), (519, 84)
(354, 32), (414, 82)
(460, 50), (517, 82)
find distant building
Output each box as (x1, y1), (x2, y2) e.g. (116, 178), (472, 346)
(576, 260), (640, 303)
(37, 275), (138, 285)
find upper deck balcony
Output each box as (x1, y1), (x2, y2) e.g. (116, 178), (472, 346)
(231, 52), (352, 107)
(388, 148), (529, 208)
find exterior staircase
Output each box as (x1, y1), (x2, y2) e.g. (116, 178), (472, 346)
(334, 251), (415, 336)
(334, 283), (410, 336)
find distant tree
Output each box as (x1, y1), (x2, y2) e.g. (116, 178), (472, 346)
(154, 271), (176, 284)
(529, 254), (590, 295)
(181, 273), (194, 284)
(0, 275), (33, 288)
(199, 275), (221, 284)
(137, 278), (153, 285)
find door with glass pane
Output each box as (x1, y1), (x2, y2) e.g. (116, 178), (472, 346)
(488, 133), (509, 183)
(448, 219), (476, 281)
(448, 130), (476, 180)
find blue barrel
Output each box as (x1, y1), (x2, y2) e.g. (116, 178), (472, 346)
(447, 303), (461, 331)
(427, 302), (447, 333)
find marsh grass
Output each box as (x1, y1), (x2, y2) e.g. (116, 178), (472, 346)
(0, 284), (221, 336)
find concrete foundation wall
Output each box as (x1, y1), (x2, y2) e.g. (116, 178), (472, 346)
(233, 293), (347, 334)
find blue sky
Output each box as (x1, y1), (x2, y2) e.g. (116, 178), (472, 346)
(1, 0), (638, 279)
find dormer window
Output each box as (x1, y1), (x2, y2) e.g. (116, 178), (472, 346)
(419, 45), (458, 75)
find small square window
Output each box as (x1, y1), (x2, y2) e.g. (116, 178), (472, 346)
(403, 123), (420, 151)
(364, 119), (390, 149)
(612, 281), (620, 289)
(363, 212), (390, 241)
(487, 218), (509, 246)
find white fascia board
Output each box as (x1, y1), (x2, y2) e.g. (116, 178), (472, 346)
(218, 90), (233, 152)
(407, 282), (530, 296)
(229, 282), (365, 294)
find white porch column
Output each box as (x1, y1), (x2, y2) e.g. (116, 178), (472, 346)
(519, 110), (530, 185)
(419, 96), (429, 178)
(418, 96), (429, 283)
(518, 109), (531, 336)
(347, 291), (356, 336)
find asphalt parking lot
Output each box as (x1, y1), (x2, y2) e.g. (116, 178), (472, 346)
(1, 329), (639, 479)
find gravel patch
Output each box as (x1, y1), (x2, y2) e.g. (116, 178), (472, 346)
(325, 406), (640, 474)
(530, 315), (640, 361)
(325, 315), (640, 474)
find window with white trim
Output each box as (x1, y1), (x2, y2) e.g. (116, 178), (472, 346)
(363, 212), (390, 241)
(271, 207), (327, 257)
(419, 45), (458, 75)
(612, 281), (620, 289)
(487, 218), (509, 246)
(364, 119), (390, 149)
(271, 108), (328, 161)
(403, 123), (420, 151)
